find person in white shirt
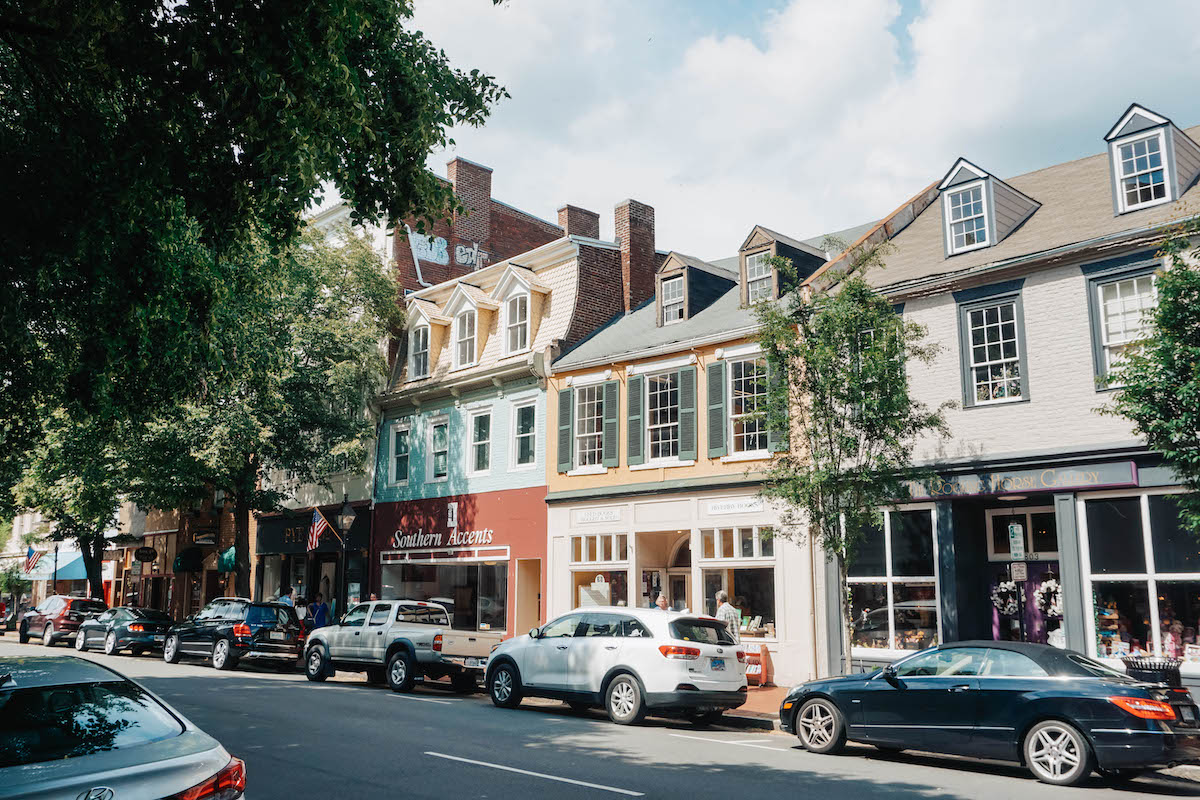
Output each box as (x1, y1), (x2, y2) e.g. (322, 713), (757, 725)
(715, 590), (741, 643)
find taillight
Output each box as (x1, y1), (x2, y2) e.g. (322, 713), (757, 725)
(433, 634), (443, 652)
(736, 650), (746, 663)
(658, 645), (701, 660)
(1109, 695), (1177, 720)
(232, 623), (251, 638)
(166, 756), (246, 800)
(129, 623), (145, 632)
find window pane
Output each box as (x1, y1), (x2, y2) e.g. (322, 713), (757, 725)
(702, 531), (715, 559)
(571, 537), (582, 563)
(739, 528), (755, 558)
(586, 537), (597, 562)
(719, 529), (734, 559)
(992, 513), (1020, 556)
(616, 535), (628, 561)
(895, 647), (987, 677)
(732, 568), (775, 633)
(848, 523), (886, 578)
(759, 527), (774, 557)
(1157, 581), (1200, 660)
(647, 372), (680, 460)
(478, 563), (506, 631)
(1030, 512), (1057, 555)
(1093, 581), (1152, 657)
(983, 649), (1048, 677)
(1085, 498), (1145, 574)
(893, 583), (939, 650)
(1149, 495), (1200, 573)
(890, 510), (935, 576)
(602, 536), (613, 562)
(850, 583), (889, 649)
(387, 563), (487, 631)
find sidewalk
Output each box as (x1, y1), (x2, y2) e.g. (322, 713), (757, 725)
(726, 683), (787, 730)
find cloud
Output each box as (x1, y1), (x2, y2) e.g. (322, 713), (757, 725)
(413, 0), (1200, 259)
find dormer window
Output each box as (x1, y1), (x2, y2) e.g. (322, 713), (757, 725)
(946, 183), (989, 253)
(661, 276), (684, 323)
(454, 311), (476, 368)
(505, 294), (529, 353)
(746, 252), (773, 302)
(409, 325), (430, 379)
(1116, 132), (1167, 211)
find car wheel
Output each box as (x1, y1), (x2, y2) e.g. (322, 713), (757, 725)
(212, 638), (238, 671)
(386, 650), (416, 693)
(488, 662), (522, 708)
(605, 674), (646, 726)
(75, 629), (88, 651)
(1024, 720), (1093, 786)
(306, 646), (330, 682)
(1098, 768), (1144, 783)
(163, 634), (182, 663)
(18, 622), (29, 644)
(795, 697), (847, 754)
(104, 632), (119, 655)
(366, 666), (386, 685)
(42, 623), (55, 647)
(451, 672), (477, 694)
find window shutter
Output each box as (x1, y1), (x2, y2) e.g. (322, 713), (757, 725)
(557, 388), (573, 473)
(602, 380), (619, 468)
(678, 366), (697, 461)
(707, 361), (726, 458)
(767, 361), (785, 453)
(627, 375), (644, 466)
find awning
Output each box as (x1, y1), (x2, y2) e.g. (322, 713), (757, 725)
(172, 547), (204, 574)
(217, 546), (237, 573)
(24, 550), (89, 581)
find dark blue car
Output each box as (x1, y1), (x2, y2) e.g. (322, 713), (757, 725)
(780, 641), (1200, 786)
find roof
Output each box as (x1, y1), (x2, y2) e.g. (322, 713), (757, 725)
(661, 251), (738, 280)
(0, 656), (126, 690)
(742, 225), (827, 260)
(940, 640), (1114, 677)
(800, 219), (881, 254)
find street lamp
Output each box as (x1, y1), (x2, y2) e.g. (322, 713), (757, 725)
(336, 495), (358, 612)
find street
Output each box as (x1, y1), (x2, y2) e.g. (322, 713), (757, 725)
(2, 640), (1197, 799)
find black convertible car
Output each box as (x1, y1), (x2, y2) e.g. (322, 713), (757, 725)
(781, 641), (1200, 786)
(74, 606), (172, 655)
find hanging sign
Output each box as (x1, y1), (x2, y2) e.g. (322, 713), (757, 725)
(1008, 523), (1026, 561)
(134, 546), (158, 562)
(1010, 562), (1028, 582)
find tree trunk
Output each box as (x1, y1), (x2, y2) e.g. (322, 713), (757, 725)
(78, 536), (107, 601)
(234, 501), (252, 598)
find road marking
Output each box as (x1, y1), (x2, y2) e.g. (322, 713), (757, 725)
(391, 694), (453, 705)
(424, 752), (644, 796)
(669, 733), (787, 752)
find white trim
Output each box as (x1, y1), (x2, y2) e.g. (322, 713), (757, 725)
(1110, 128), (1173, 214)
(629, 460), (695, 471)
(1104, 104), (1170, 142)
(720, 451), (770, 464)
(628, 354), (697, 375)
(453, 310), (477, 370)
(509, 400), (538, 472)
(568, 465), (606, 477)
(465, 407), (493, 478)
(566, 370), (612, 387)
(426, 415), (450, 483)
(938, 157), (990, 191)
(380, 545), (510, 564)
(943, 179), (990, 255)
(722, 342), (762, 359)
(387, 421), (412, 487)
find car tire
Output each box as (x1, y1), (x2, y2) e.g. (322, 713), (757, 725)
(366, 666), (386, 685)
(488, 662), (523, 708)
(605, 674), (646, 726)
(75, 629), (88, 651)
(19, 622), (29, 644)
(451, 672), (478, 694)
(104, 632), (119, 655)
(386, 650), (416, 693)
(306, 645), (330, 682)
(212, 638), (238, 671)
(42, 623), (55, 647)
(163, 634), (182, 663)
(795, 697), (847, 755)
(1024, 720), (1093, 786)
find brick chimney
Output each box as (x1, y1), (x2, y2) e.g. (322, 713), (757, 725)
(447, 157), (492, 248)
(557, 204), (600, 239)
(614, 199), (655, 314)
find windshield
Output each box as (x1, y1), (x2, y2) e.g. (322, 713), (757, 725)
(0, 681), (183, 768)
(1068, 653), (1130, 679)
(131, 608), (172, 621)
(70, 600), (107, 613)
(670, 618), (735, 645)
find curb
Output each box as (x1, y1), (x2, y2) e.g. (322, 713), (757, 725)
(724, 712), (779, 731)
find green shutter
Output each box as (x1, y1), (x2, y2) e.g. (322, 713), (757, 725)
(767, 360), (786, 453)
(602, 380), (619, 467)
(707, 361), (726, 458)
(678, 366), (697, 461)
(557, 388), (573, 473)
(627, 375), (644, 466)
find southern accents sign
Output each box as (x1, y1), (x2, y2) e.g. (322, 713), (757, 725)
(390, 528), (495, 550)
(909, 461), (1138, 499)
(707, 498), (765, 516)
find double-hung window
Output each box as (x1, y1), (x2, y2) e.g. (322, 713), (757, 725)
(729, 357), (768, 454)
(409, 325), (430, 379)
(1116, 133), (1167, 211)
(512, 403), (536, 468)
(574, 385), (604, 468)
(745, 252), (773, 303)
(391, 425), (410, 484)
(963, 298), (1024, 405)
(469, 410), (491, 475)
(646, 372), (680, 460)
(1097, 272), (1157, 375)
(946, 184), (988, 253)
(455, 311), (476, 368)
(506, 294), (529, 353)
(661, 276), (684, 324)
(428, 418), (449, 481)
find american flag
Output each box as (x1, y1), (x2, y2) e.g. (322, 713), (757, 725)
(307, 509), (333, 552)
(24, 545), (42, 573)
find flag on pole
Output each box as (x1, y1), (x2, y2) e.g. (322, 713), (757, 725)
(24, 545), (42, 573)
(307, 509), (333, 552)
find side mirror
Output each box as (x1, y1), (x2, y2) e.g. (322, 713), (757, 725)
(528, 627), (541, 639)
(882, 664), (900, 685)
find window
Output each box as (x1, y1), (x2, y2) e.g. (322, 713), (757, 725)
(1116, 133), (1167, 211)
(746, 251), (773, 302)
(700, 527), (774, 560)
(946, 184), (988, 253)
(1097, 272), (1157, 375)
(964, 299), (1024, 405)
(894, 647), (988, 678)
(506, 294), (529, 353)
(409, 325), (430, 379)
(396, 604), (450, 625)
(671, 618), (736, 646)
(574, 385), (604, 468)
(985, 507), (1058, 562)
(701, 567), (775, 637)
(982, 648), (1048, 677)
(570, 534), (629, 564)
(646, 371), (680, 460)
(428, 418), (449, 481)
(391, 425), (410, 484)
(382, 562), (507, 631)
(469, 410), (491, 475)
(340, 604), (370, 627)
(661, 276), (684, 323)
(369, 604), (392, 626)
(848, 507), (939, 652)
(454, 311), (476, 368)
(580, 613), (621, 637)
(512, 403), (536, 468)
(541, 614), (583, 638)
(729, 357), (768, 454)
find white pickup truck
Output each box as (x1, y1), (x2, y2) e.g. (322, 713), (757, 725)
(303, 599), (501, 693)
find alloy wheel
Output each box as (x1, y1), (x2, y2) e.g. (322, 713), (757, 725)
(213, 639), (228, 669)
(610, 680), (637, 719)
(1028, 724), (1083, 782)
(390, 657), (407, 685)
(105, 632), (118, 655)
(75, 630), (87, 651)
(308, 650), (323, 676)
(165, 637), (177, 660)
(493, 668), (513, 702)
(799, 701), (835, 749)
(43, 623), (54, 646)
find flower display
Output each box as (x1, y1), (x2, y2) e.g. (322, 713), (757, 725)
(1034, 578), (1063, 617)
(991, 580), (1019, 616)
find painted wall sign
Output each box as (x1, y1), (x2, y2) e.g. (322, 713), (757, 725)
(576, 508), (622, 524)
(455, 242), (488, 269)
(707, 498), (765, 516)
(908, 461), (1137, 499)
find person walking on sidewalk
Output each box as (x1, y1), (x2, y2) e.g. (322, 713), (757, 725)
(278, 586), (295, 607)
(308, 593), (330, 628)
(715, 590), (741, 643)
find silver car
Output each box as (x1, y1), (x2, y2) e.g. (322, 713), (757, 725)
(0, 655), (245, 800)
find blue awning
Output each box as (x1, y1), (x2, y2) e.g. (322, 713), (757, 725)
(25, 550), (89, 581)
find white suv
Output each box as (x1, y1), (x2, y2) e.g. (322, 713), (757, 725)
(485, 606), (748, 725)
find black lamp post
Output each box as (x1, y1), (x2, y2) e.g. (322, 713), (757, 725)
(336, 495), (358, 614)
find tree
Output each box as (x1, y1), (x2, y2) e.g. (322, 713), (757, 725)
(756, 248), (949, 671)
(1109, 216), (1200, 530)
(124, 226), (403, 598)
(0, 1), (506, 511)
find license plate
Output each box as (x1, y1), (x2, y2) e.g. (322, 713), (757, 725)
(269, 631), (286, 641)
(466, 657), (481, 668)
(711, 658), (725, 671)
(1182, 705), (1197, 724)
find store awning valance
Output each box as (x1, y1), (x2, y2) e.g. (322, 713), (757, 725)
(24, 550), (88, 581)
(217, 546), (236, 573)
(172, 547), (204, 574)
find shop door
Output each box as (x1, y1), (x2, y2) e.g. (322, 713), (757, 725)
(987, 509), (1062, 645)
(515, 559), (541, 634)
(668, 573), (690, 613)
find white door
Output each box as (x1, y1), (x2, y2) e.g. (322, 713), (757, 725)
(567, 613), (625, 692)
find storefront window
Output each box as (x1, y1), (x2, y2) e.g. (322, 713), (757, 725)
(1093, 581), (1152, 657)
(569, 534), (629, 565)
(702, 567), (775, 637)
(1085, 498), (1145, 574)
(987, 507), (1059, 561)
(1150, 495), (1200, 573)
(572, 570), (628, 607)
(699, 527), (774, 560)
(890, 510), (935, 576)
(848, 507), (939, 652)
(381, 562), (507, 631)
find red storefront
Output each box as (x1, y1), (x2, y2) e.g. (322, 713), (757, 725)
(370, 487), (547, 639)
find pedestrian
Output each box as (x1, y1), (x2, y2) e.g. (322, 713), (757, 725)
(715, 590), (741, 643)
(278, 586), (295, 607)
(308, 593), (330, 628)
(295, 596), (307, 621)
(369, 593), (378, 601)
(654, 593), (669, 611)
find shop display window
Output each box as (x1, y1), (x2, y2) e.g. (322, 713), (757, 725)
(848, 507), (939, 652)
(701, 567), (775, 637)
(381, 562), (506, 631)
(850, 583), (889, 649)
(1092, 582), (1152, 657)
(569, 534), (629, 565)
(1085, 498), (1145, 574)
(890, 510), (935, 576)
(1150, 495), (1200, 573)
(572, 570), (628, 607)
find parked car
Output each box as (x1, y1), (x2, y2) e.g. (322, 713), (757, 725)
(163, 597), (303, 671)
(0, 655), (245, 799)
(780, 640), (1200, 786)
(486, 606), (748, 725)
(305, 599), (499, 692)
(75, 606), (174, 656)
(18, 595), (107, 646)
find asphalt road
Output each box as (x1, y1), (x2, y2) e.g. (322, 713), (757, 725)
(3, 637), (1199, 800)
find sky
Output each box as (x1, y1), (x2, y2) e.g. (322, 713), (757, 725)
(411, 0), (1200, 261)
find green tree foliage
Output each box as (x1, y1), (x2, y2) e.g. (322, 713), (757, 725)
(0, 561), (32, 600)
(1109, 217), (1200, 530)
(124, 227), (403, 597)
(0, 1), (505, 511)
(756, 249), (949, 670)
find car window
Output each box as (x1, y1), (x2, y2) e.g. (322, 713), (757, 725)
(670, 618), (735, 645)
(618, 617), (651, 638)
(246, 606), (277, 625)
(340, 604), (370, 628)
(132, 608), (172, 622)
(983, 649), (1048, 677)
(396, 605), (450, 625)
(97, 609), (117, 623)
(1067, 653), (1129, 679)
(894, 647), (989, 678)
(580, 614), (620, 637)
(224, 601), (249, 621)
(71, 599), (106, 614)
(369, 604), (393, 626)
(540, 614), (583, 638)
(196, 602), (220, 621)
(0, 680), (184, 768)
(276, 608), (296, 626)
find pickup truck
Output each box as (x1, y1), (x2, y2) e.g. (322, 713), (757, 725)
(303, 599), (501, 693)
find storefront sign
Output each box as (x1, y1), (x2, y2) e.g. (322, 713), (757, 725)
(389, 528), (495, 550)
(707, 498), (765, 516)
(134, 546), (158, 562)
(256, 507), (370, 554)
(909, 461), (1137, 499)
(193, 532), (218, 547)
(1008, 523), (1026, 561)
(576, 508), (622, 524)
